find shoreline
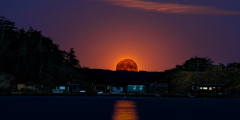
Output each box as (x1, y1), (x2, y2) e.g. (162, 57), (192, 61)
(0, 93), (238, 98)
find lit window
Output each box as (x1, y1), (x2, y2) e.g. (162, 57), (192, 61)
(27, 86), (32, 88)
(140, 86), (142, 90)
(203, 87), (208, 90)
(218, 87), (221, 90)
(199, 87), (203, 89)
(60, 86), (65, 89)
(213, 87), (216, 89)
(209, 87), (212, 90)
(107, 87), (109, 89)
(133, 86), (136, 90)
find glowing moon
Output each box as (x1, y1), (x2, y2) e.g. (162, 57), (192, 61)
(116, 59), (138, 72)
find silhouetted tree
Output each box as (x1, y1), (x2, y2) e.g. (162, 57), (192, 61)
(182, 56), (213, 71)
(65, 48), (80, 68)
(227, 62), (240, 68)
(0, 16), (86, 86)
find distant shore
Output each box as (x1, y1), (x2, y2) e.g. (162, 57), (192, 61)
(0, 92), (238, 98)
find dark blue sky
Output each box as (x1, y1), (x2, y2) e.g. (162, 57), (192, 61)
(1, 0), (240, 71)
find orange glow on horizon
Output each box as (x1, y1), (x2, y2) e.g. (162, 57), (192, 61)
(71, 11), (178, 72)
(112, 100), (139, 120)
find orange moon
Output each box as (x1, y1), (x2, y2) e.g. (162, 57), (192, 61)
(116, 59), (138, 72)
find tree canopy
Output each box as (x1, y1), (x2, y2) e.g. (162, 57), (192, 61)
(180, 56), (213, 71)
(0, 16), (87, 88)
(161, 56), (240, 95)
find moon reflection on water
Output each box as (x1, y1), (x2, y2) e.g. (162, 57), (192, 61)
(112, 100), (139, 120)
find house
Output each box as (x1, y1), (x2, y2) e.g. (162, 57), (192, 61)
(68, 83), (89, 93)
(148, 83), (168, 94)
(125, 85), (146, 93)
(69, 84), (80, 92)
(192, 84), (226, 95)
(17, 82), (36, 90)
(91, 84), (112, 93)
(51, 83), (69, 93)
(79, 84), (90, 93)
(111, 85), (124, 93)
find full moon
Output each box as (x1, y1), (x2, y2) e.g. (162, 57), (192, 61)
(116, 59), (138, 72)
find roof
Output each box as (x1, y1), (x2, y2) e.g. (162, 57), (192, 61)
(198, 84), (226, 86)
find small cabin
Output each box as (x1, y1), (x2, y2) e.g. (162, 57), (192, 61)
(69, 84), (80, 92)
(111, 85), (124, 93)
(51, 83), (69, 93)
(192, 84), (226, 94)
(125, 85), (146, 93)
(92, 84), (112, 93)
(148, 83), (168, 93)
(79, 85), (89, 93)
(17, 82), (36, 90)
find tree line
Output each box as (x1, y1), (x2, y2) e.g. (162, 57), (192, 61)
(161, 56), (240, 96)
(0, 16), (88, 90)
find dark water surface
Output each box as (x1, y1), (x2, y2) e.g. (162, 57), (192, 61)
(0, 96), (239, 120)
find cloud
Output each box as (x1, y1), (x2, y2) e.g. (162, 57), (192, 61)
(101, 0), (240, 15)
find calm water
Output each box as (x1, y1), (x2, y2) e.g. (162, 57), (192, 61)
(0, 96), (239, 120)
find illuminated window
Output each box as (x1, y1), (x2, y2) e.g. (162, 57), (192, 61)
(209, 87), (212, 90)
(133, 86), (136, 90)
(218, 87), (221, 90)
(199, 87), (203, 89)
(60, 86), (65, 89)
(213, 87), (216, 89)
(107, 87), (109, 89)
(203, 87), (208, 90)
(140, 86), (142, 90)
(27, 86), (32, 88)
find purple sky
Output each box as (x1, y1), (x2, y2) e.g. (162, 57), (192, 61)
(1, 0), (240, 72)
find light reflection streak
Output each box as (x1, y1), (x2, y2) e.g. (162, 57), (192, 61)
(112, 100), (139, 120)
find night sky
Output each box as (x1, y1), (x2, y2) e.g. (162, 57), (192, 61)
(1, 0), (240, 72)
